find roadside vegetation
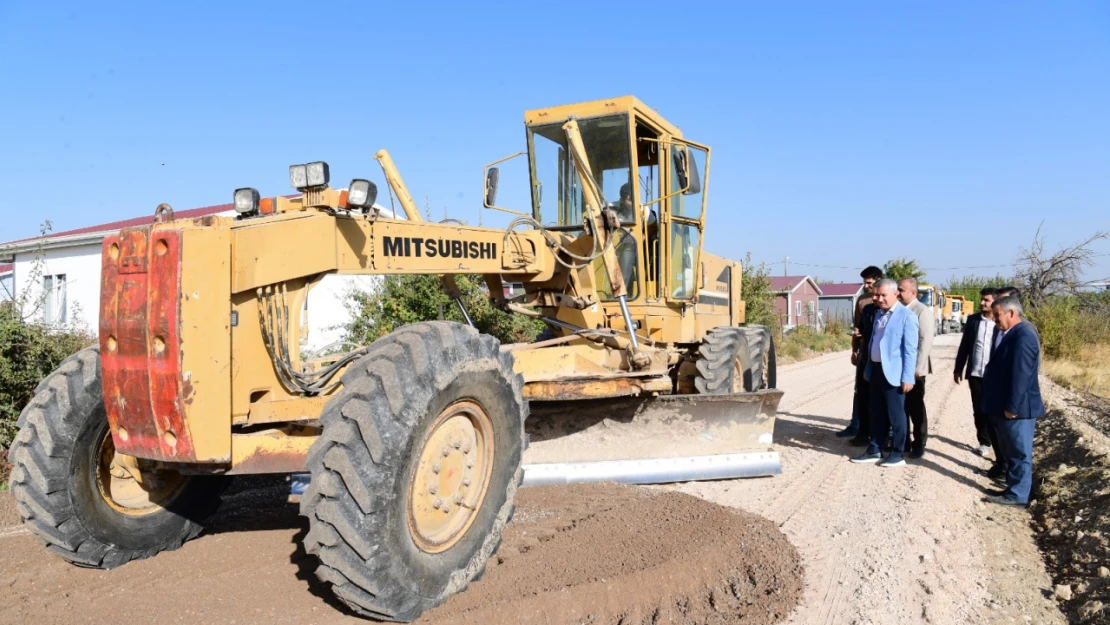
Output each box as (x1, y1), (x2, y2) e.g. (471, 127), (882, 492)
(0, 227), (97, 489)
(776, 321), (853, 364)
(0, 306), (95, 489)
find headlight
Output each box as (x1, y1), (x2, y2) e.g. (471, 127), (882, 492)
(306, 161), (330, 187)
(233, 188), (260, 215)
(289, 164), (308, 190)
(347, 179), (378, 210)
(289, 161), (331, 191)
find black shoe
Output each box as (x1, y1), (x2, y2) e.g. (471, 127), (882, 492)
(984, 494), (1025, 507)
(849, 451), (882, 464)
(908, 446), (925, 459)
(849, 435), (870, 447)
(836, 426), (859, 438)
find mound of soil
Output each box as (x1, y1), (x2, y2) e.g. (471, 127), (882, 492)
(1031, 385), (1110, 623)
(420, 483), (802, 625)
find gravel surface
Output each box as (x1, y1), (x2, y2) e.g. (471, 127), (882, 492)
(0, 335), (1070, 624)
(1030, 380), (1110, 624)
(663, 335), (1066, 625)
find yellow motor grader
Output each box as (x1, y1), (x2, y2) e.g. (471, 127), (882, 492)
(9, 96), (781, 621)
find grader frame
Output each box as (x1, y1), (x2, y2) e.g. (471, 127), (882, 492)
(96, 96), (776, 478)
(12, 95), (782, 622)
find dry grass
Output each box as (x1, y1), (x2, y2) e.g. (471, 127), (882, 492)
(777, 324), (853, 365)
(1042, 343), (1110, 400)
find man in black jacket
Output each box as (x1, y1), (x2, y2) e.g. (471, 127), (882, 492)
(954, 288), (998, 459)
(838, 266), (883, 445)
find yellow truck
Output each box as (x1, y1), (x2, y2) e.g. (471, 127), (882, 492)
(916, 283), (946, 335)
(943, 294), (969, 334)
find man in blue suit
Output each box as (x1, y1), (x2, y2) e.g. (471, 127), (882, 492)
(982, 295), (1044, 506)
(850, 279), (919, 467)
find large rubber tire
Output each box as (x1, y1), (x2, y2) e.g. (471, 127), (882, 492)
(8, 346), (227, 569)
(300, 321), (527, 622)
(695, 325), (776, 394)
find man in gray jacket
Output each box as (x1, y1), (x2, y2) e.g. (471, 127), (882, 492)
(898, 278), (934, 458)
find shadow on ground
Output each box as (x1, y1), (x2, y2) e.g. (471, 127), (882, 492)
(775, 412), (995, 492)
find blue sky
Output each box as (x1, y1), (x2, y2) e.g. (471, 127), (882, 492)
(1, 1), (1107, 284)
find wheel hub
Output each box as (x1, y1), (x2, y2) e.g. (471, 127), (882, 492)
(95, 429), (186, 516)
(408, 400), (494, 553)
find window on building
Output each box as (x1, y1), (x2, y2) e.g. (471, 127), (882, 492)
(43, 274), (67, 324)
(0, 273), (13, 303)
(795, 300), (801, 320)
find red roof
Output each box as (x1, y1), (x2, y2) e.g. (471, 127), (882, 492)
(819, 282), (863, 297)
(769, 275), (812, 292)
(1, 194), (315, 249)
(1, 202), (236, 247)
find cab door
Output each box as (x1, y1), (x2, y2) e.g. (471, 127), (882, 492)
(662, 140), (709, 301)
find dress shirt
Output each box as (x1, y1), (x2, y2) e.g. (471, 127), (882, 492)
(870, 307), (892, 362)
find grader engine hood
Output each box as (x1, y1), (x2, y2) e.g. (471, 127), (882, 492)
(99, 220), (232, 463)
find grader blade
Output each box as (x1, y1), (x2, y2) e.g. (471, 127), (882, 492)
(520, 390), (783, 487)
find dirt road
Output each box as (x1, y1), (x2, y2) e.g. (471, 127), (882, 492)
(669, 335), (1064, 625)
(0, 335), (1066, 624)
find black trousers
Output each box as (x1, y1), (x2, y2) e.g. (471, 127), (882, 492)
(905, 376), (927, 449)
(852, 359), (870, 436)
(967, 376), (992, 446)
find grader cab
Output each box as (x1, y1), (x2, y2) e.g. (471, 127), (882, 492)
(9, 96), (781, 621)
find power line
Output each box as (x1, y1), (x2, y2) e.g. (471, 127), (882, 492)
(786, 253), (1110, 273)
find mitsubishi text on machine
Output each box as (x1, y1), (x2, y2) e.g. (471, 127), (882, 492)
(382, 236), (497, 260)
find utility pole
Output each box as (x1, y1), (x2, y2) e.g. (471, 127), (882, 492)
(782, 255), (790, 277)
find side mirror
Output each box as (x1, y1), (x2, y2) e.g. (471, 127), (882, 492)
(671, 147), (702, 195)
(684, 150), (702, 195)
(485, 167), (500, 207)
(672, 149), (690, 192)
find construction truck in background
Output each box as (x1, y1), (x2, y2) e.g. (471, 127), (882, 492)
(943, 294), (968, 333)
(8, 96), (781, 622)
(916, 283), (947, 335)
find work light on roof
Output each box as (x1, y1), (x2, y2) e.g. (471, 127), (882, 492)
(289, 161), (331, 191)
(233, 188), (260, 215)
(346, 179), (378, 212)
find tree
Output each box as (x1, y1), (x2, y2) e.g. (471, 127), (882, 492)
(942, 274), (1011, 312)
(740, 253), (778, 330)
(882, 257), (926, 283)
(344, 274), (545, 347)
(1014, 224), (1108, 309)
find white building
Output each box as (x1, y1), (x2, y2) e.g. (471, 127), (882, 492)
(0, 200), (388, 354)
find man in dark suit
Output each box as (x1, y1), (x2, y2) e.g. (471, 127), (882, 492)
(954, 288), (998, 458)
(981, 295), (1045, 506)
(991, 286), (1039, 353)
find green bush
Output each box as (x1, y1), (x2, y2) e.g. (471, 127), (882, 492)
(1027, 294), (1110, 360)
(740, 253), (778, 329)
(345, 274), (545, 347)
(0, 305), (95, 451)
